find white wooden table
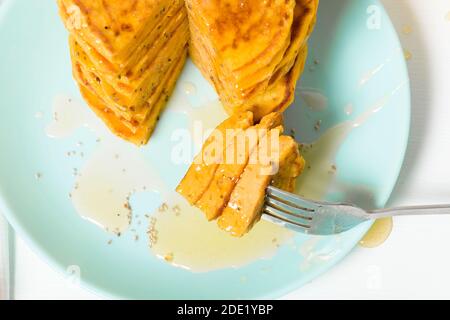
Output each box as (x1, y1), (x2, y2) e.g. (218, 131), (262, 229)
(4, 0), (450, 299)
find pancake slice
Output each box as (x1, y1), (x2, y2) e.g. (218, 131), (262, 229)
(68, 4), (187, 84)
(217, 135), (304, 237)
(176, 111), (254, 205)
(186, 0), (319, 120)
(57, 0), (189, 145)
(57, 0), (184, 64)
(69, 19), (189, 117)
(177, 111), (305, 236)
(196, 112), (283, 221)
(77, 48), (188, 145)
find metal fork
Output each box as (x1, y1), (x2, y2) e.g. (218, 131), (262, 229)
(263, 186), (450, 235)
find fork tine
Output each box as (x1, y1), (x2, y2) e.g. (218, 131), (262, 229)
(265, 197), (313, 219)
(267, 186), (318, 212)
(263, 205), (312, 228)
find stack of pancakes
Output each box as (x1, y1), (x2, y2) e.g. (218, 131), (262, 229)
(57, 0), (189, 145)
(186, 0), (319, 120)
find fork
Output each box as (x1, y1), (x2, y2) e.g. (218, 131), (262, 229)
(263, 186), (450, 235)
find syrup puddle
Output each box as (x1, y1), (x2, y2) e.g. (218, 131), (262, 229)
(46, 78), (404, 272)
(298, 87), (328, 112)
(149, 193), (293, 272)
(46, 95), (92, 138)
(46, 88), (292, 272)
(359, 217), (393, 248)
(168, 88), (228, 134)
(296, 82), (406, 200)
(47, 94), (165, 235)
(183, 81), (197, 96)
(71, 143), (166, 235)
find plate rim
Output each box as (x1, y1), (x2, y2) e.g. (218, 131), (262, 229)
(0, 0), (411, 299)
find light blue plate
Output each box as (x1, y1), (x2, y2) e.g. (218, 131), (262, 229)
(0, 0), (410, 299)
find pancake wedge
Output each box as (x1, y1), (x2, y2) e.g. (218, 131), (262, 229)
(186, 0), (319, 120)
(57, 0), (184, 64)
(176, 111), (254, 205)
(196, 112), (283, 221)
(76, 50), (187, 145)
(57, 0), (189, 145)
(176, 111), (305, 236)
(218, 135), (305, 237)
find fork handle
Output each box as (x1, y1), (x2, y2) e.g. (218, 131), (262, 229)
(368, 204), (450, 219)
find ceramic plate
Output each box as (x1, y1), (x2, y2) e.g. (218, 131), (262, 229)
(0, 0), (410, 299)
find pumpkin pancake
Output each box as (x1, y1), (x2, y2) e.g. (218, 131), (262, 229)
(57, 0), (184, 64)
(186, 0), (319, 120)
(196, 112), (283, 221)
(176, 111), (254, 205)
(218, 135), (304, 237)
(57, 0), (189, 145)
(76, 47), (188, 145)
